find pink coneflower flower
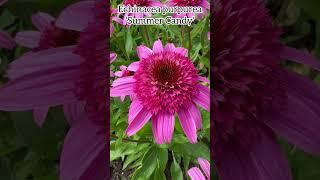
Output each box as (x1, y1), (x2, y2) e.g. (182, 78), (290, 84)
(110, 39), (209, 144)
(113, 62), (137, 101)
(110, 8), (123, 36)
(121, 0), (162, 25)
(166, 0), (209, 19)
(213, 0), (320, 179)
(0, 0), (108, 179)
(11, 1), (95, 126)
(188, 157), (210, 180)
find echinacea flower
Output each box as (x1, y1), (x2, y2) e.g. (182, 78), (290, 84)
(165, 0), (209, 19)
(110, 8), (123, 36)
(213, 0), (320, 179)
(188, 157), (210, 180)
(113, 62), (137, 101)
(121, 0), (162, 25)
(0, 0), (108, 179)
(110, 39), (209, 144)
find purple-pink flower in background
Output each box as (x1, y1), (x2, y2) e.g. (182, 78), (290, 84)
(165, 0), (209, 19)
(110, 8), (123, 36)
(110, 39), (209, 144)
(213, 0), (320, 179)
(188, 157), (210, 180)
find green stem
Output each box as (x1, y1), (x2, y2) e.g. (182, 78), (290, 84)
(143, 26), (152, 47)
(180, 26), (185, 46)
(188, 27), (192, 57)
(110, 134), (152, 143)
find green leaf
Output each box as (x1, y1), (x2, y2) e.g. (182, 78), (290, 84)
(131, 146), (158, 180)
(125, 28), (134, 57)
(0, 158), (12, 180)
(11, 107), (67, 159)
(158, 148), (168, 172)
(170, 153), (183, 180)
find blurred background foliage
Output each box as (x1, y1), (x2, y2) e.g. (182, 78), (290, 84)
(0, 0), (319, 179)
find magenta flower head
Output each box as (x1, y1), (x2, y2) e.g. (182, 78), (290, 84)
(165, 0), (209, 19)
(188, 157), (210, 180)
(111, 40), (209, 144)
(110, 8), (123, 36)
(213, 0), (320, 179)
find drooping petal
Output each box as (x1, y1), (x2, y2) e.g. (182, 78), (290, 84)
(111, 76), (135, 87)
(55, 1), (95, 31)
(128, 100), (144, 124)
(31, 12), (55, 31)
(263, 70), (320, 155)
(15, 31), (41, 48)
(60, 118), (105, 180)
(63, 101), (86, 126)
(0, 47), (80, 111)
(151, 112), (174, 144)
(137, 45), (153, 60)
(198, 157), (210, 179)
(33, 107), (49, 127)
(177, 105), (197, 143)
(110, 83), (134, 97)
(153, 39), (163, 54)
(217, 130), (291, 180)
(193, 84), (210, 111)
(189, 103), (202, 129)
(0, 30), (15, 49)
(127, 61), (140, 72)
(7, 46), (81, 79)
(188, 167), (206, 180)
(280, 46), (320, 71)
(125, 107), (152, 136)
(175, 47), (188, 57)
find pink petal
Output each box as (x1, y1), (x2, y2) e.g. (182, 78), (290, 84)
(7, 46), (81, 79)
(126, 107), (152, 136)
(0, 30), (15, 49)
(120, 96), (126, 102)
(152, 39), (163, 54)
(55, 1), (95, 31)
(63, 101), (86, 126)
(263, 70), (320, 154)
(189, 103), (202, 130)
(137, 45), (153, 60)
(0, 68), (79, 111)
(15, 31), (41, 48)
(33, 107), (49, 127)
(60, 118), (105, 180)
(129, 100), (144, 124)
(111, 76), (135, 87)
(114, 71), (123, 77)
(110, 83), (134, 97)
(31, 12), (55, 31)
(175, 47), (188, 57)
(193, 84), (210, 111)
(198, 76), (209, 83)
(217, 130), (291, 180)
(112, 16), (123, 25)
(280, 46), (320, 71)
(151, 112), (174, 144)
(164, 43), (176, 52)
(127, 61), (140, 72)
(110, 53), (117, 63)
(188, 167), (206, 180)
(198, 158), (210, 179)
(177, 106), (197, 143)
